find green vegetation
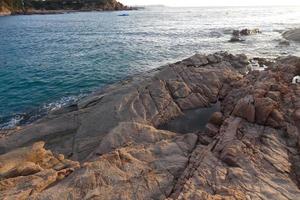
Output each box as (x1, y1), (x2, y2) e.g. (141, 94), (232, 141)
(0, 0), (24, 12)
(0, 0), (127, 14)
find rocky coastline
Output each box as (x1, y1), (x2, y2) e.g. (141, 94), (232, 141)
(0, 52), (300, 199)
(0, 0), (133, 16)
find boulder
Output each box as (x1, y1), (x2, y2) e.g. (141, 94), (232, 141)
(232, 95), (255, 123)
(208, 112), (224, 127)
(254, 97), (277, 125)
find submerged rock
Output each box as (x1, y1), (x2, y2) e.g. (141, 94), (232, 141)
(0, 52), (300, 199)
(229, 36), (245, 42)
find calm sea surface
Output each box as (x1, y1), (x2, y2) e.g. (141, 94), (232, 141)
(0, 6), (300, 128)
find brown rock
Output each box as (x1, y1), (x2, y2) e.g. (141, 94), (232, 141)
(266, 109), (284, 128)
(267, 91), (281, 102)
(0, 53), (300, 199)
(232, 95), (255, 122)
(209, 112), (224, 127)
(2, 162), (42, 179)
(255, 97), (277, 125)
(0, 142), (80, 200)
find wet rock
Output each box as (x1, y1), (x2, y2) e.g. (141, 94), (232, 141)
(279, 39), (291, 46)
(233, 28), (261, 36)
(240, 28), (261, 36)
(229, 36), (245, 42)
(229, 28), (261, 43)
(282, 28), (300, 42)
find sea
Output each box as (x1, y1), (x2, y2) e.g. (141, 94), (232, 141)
(0, 6), (300, 129)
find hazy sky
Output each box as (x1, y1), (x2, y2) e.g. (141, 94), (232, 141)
(119, 0), (300, 7)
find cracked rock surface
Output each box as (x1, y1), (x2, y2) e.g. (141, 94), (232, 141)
(0, 52), (300, 199)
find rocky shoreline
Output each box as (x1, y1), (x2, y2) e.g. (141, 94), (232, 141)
(0, 0), (134, 16)
(0, 52), (300, 199)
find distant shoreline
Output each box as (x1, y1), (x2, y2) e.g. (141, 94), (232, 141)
(0, 7), (142, 17)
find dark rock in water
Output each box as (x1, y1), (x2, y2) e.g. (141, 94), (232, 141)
(118, 13), (129, 16)
(278, 39), (290, 46)
(229, 36), (246, 42)
(252, 57), (274, 67)
(282, 28), (300, 42)
(232, 28), (261, 36)
(1, 52), (300, 199)
(229, 28), (261, 42)
(240, 28), (261, 36)
(232, 30), (240, 36)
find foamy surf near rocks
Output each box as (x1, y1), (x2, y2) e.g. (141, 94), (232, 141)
(0, 52), (300, 199)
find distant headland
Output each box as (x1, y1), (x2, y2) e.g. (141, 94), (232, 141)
(0, 0), (134, 16)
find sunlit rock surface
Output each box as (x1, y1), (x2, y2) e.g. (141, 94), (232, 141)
(1, 52), (300, 199)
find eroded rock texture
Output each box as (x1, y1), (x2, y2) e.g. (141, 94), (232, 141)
(0, 52), (300, 199)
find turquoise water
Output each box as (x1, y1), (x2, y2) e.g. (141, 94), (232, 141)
(1, 6), (300, 128)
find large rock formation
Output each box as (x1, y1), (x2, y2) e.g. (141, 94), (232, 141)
(0, 52), (300, 199)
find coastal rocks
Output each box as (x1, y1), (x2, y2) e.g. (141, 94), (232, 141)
(278, 39), (290, 46)
(208, 112), (223, 127)
(232, 95), (255, 122)
(168, 118), (300, 200)
(0, 142), (80, 200)
(0, 0), (131, 16)
(30, 127), (198, 200)
(229, 36), (245, 42)
(229, 28), (261, 42)
(1, 52), (300, 199)
(282, 28), (300, 42)
(237, 28), (261, 36)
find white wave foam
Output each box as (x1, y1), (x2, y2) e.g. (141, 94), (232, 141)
(0, 115), (24, 129)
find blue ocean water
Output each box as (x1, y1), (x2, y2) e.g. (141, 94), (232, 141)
(0, 6), (300, 128)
